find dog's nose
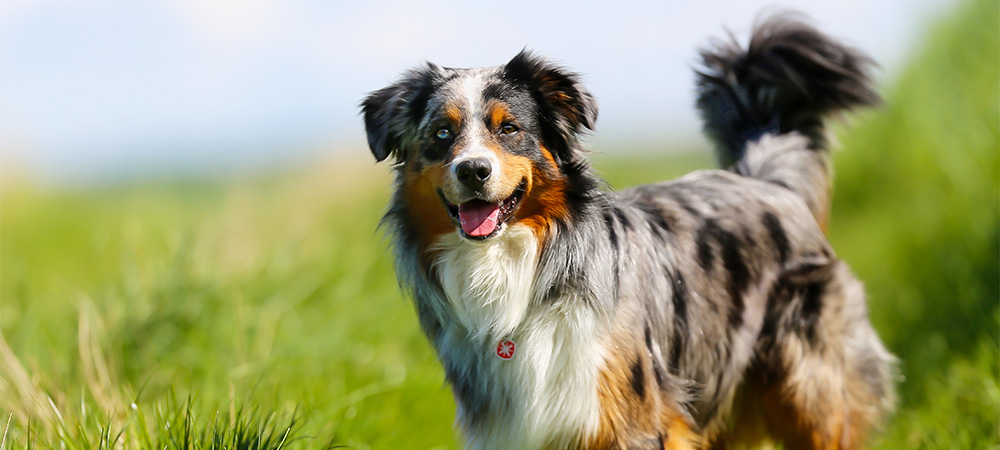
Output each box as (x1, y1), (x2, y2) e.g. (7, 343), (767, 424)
(454, 158), (492, 191)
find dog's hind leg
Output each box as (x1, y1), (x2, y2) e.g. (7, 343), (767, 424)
(755, 260), (896, 450)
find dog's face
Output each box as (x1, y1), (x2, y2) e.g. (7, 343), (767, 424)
(362, 51), (597, 242)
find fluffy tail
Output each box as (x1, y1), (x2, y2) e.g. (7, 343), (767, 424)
(695, 13), (879, 227)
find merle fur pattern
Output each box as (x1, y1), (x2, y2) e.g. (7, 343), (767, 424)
(362, 13), (895, 450)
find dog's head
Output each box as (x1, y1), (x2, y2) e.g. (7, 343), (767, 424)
(362, 51), (597, 242)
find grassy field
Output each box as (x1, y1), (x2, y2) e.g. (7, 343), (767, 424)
(1, 1), (997, 448)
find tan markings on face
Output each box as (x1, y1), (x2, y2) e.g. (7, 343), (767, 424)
(486, 144), (532, 199)
(515, 146), (570, 241)
(403, 161), (455, 249)
(551, 91), (571, 102)
(440, 101), (529, 203)
(444, 105), (463, 128)
(487, 100), (511, 130)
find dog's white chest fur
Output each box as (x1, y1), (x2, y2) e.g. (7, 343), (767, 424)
(432, 225), (605, 450)
(433, 225), (538, 341)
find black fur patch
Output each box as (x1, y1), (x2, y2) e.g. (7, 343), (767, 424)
(762, 211), (790, 264)
(673, 192), (701, 217)
(605, 212), (620, 251)
(414, 293), (443, 342)
(543, 267), (589, 304)
(695, 13), (880, 162)
(361, 64), (444, 162)
(482, 82), (509, 102)
(604, 210), (622, 299)
(444, 358), (487, 426)
(634, 201), (672, 236)
(614, 206), (634, 231)
(800, 280), (825, 343)
(407, 82), (436, 128)
(669, 273), (689, 372)
(501, 50), (597, 165)
(630, 358), (646, 400)
(695, 220), (716, 270)
(695, 219), (749, 327)
(652, 358), (668, 390)
(719, 232), (748, 328)
(644, 323), (668, 389)
(560, 158), (604, 218)
(717, 227), (749, 297)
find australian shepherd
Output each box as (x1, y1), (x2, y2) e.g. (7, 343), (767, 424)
(361, 13), (896, 450)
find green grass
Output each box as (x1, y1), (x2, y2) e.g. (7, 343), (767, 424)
(1, 1), (997, 448)
(827, 0), (999, 446)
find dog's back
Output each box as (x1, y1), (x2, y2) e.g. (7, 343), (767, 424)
(603, 14), (897, 447)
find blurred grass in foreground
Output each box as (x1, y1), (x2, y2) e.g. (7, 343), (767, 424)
(1, 0), (997, 448)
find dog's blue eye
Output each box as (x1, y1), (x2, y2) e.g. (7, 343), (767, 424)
(435, 129), (452, 140)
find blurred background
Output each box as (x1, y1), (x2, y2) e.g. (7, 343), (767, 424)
(1, 0), (996, 449)
(1, 0), (955, 183)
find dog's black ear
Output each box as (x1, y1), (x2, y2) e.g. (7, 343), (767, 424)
(502, 50), (598, 162)
(361, 65), (440, 162)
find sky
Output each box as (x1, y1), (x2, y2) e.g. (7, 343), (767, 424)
(0, 0), (955, 183)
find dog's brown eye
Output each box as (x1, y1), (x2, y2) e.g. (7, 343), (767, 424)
(500, 123), (518, 135)
(435, 128), (452, 140)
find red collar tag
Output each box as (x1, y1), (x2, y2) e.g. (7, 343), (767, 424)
(496, 339), (516, 360)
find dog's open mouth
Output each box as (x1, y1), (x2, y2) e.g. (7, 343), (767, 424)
(439, 180), (526, 240)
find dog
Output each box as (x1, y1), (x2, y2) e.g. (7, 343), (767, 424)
(361, 13), (896, 450)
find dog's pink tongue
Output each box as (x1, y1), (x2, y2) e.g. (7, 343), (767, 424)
(459, 200), (500, 237)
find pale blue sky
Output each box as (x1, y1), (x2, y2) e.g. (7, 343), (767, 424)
(0, 0), (954, 182)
